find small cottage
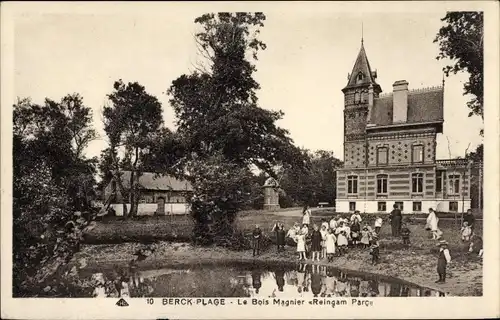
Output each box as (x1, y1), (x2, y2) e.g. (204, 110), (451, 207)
(104, 171), (193, 215)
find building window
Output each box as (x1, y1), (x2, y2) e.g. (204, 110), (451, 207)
(377, 147), (388, 166)
(395, 202), (404, 210)
(377, 202), (386, 212)
(347, 175), (358, 194)
(436, 170), (445, 192)
(354, 91), (360, 104)
(449, 201), (459, 212)
(376, 174), (388, 194)
(412, 145), (424, 163)
(356, 72), (365, 84)
(448, 174), (461, 195)
(413, 201), (422, 212)
(411, 173), (424, 193)
(349, 202), (356, 211)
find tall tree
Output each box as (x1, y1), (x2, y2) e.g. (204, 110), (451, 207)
(434, 12), (483, 127)
(168, 12), (305, 244)
(102, 80), (164, 217)
(13, 94), (97, 294)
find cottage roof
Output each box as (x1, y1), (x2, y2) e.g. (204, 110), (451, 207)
(118, 171), (193, 191)
(343, 41), (381, 93)
(370, 87), (444, 127)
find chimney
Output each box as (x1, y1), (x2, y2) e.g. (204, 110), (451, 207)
(392, 80), (409, 123)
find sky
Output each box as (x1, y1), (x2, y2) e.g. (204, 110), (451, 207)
(13, 6), (484, 162)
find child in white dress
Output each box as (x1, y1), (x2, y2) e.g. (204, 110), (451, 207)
(297, 232), (307, 261)
(461, 221), (472, 241)
(360, 225), (371, 248)
(336, 222), (349, 255)
(320, 225), (328, 259)
(325, 229), (337, 262)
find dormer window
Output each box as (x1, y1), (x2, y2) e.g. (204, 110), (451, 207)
(356, 72), (365, 84)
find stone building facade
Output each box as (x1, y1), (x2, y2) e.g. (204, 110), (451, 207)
(336, 41), (471, 214)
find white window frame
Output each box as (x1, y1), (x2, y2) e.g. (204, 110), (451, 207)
(347, 175), (358, 194)
(411, 172), (424, 194)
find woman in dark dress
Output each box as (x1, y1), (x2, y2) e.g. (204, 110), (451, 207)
(310, 225), (323, 262)
(350, 220), (361, 246)
(389, 204), (402, 237)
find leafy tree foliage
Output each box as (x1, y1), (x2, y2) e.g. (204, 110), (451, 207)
(102, 80), (165, 217)
(280, 150), (343, 207)
(13, 95), (97, 295)
(434, 12), (483, 124)
(168, 12), (305, 245)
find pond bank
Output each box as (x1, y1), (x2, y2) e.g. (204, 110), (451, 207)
(72, 241), (482, 297)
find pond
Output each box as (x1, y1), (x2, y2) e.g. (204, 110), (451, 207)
(82, 262), (445, 298)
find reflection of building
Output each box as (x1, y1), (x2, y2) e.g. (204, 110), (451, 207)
(104, 171), (193, 215)
(263, 177), (280, 210)
(336, 40), (471, 213)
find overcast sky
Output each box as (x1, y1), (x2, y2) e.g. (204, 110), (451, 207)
(13, 5), (484, 161)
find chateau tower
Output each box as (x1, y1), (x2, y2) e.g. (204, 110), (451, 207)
(341, 40), (382, 169)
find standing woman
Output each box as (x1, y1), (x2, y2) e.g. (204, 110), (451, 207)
(389, 204), (402, 237)
(302, 205), (312, 227)
(426, 208), (440, 240)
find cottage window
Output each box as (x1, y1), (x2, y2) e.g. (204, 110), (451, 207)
(411, 173), (424, 193)
(356, 72), (365, 83)
(412, 145), (424, 163)
(376, 174), (388, 194)
(377, 147), (388, 166)
(448, 174), (461, 195)
(412, 201), (422, 212)
(349, 202), (356, 211)
(377, 202), (387, 212)
(347, 175), (358, 194)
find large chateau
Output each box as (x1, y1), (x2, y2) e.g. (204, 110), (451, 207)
(335, 40), (471, 214)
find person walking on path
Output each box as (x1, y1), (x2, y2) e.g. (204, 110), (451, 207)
(389, 204), (402, 237)
(426, 208), (440, 240)
(435, 240), (451, 283)
(252, 225), (262, 257)
(302, 205), (312, 227)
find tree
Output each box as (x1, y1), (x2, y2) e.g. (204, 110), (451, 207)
(102, 80), (165, 218)
(434, 12), (483, 129)
(168, 12), (305, 244)
(13, 95), (97, 295)
(279, 149), (343, 207)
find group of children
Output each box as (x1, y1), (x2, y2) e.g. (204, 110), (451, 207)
(275, 211), (383, 265)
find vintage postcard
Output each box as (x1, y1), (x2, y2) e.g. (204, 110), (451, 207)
(1, 1), (499, 319)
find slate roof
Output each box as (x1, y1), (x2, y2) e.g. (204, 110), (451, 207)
(118, 171), (193, 191)
(343, 42), (381, 92)
(370, 87), (444, 126)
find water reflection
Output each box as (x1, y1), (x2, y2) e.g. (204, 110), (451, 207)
(87, 262), (445, 298)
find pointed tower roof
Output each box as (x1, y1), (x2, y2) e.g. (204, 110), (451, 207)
(342, 41), (381, 93)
